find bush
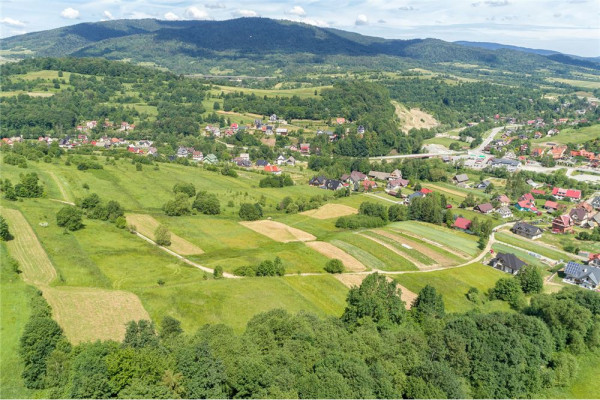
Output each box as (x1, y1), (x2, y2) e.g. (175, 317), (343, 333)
(173, 182), (196, 198)
(516, 265), (544, 294)
(163, 193), (191, 216)
(0, 216), (13, 241)
(154, 225), (171, 246)
(259, 174), (294, 188)
(213, 265), (224, 279)
(388, 204), (408, 222)
(56, 206), (83, 231)
(489, 277), (525, 309)
(324, 259), (344, 274)
(233, 257), (285, 277)
(239, 203), (263, 221)
(115, 216), (127, 229)
(359, 202), (388, 221)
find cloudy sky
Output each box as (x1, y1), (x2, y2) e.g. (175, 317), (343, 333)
(1, 0), (599, 57)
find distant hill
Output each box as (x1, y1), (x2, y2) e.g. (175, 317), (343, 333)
(456, 40), (600, 63)
(1, 18), (598, 75)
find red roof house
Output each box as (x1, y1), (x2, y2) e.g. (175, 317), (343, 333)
(420, 188), (433, 194)
(264, 165), (281, 174)
(552, 214), (574, 234)
(453, 217), (472, 231)
(543, 200), (558, 211)
(552, 187), (581, 201)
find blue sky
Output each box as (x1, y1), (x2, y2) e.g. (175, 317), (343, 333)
(1, 0), (599, 57)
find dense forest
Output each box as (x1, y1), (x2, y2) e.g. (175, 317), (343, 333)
(16, 272), (600, 399)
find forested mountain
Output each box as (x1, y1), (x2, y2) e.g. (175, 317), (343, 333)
(1, 18), (598, 75)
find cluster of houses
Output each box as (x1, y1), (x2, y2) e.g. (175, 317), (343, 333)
(76, 120), (135, 133)
(229, 152), (295, 173)
(309, 169), (405, 193)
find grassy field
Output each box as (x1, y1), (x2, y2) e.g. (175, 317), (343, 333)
(495, 231), (572, 261)
(491, 243), (549, 270)
(389, 221), (480, 256)
(546, 77), (600, 89)
(0, 243), (35, 399)
(538, 349), (600, 398)
(391, 263), (510, 313)
(210, 84), (332, 99)
(533, 124), (600, 145)
(423, 136), (468, 148)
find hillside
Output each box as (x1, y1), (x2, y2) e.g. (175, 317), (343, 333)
(1, 18), (598, 75)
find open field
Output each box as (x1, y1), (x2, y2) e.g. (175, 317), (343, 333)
(126, 213), (204, 255)
(375, 229), (460, 267)
(300, 203), (357, 219)
(305, 241), (366, 271)
(391, 263), (511, 313)
(137, 275), (348, 333)
(331, 233), (418, 271)
(43, 286), (150, 344)
(240, 220), (316, 242)
(495, 231), (571, 261)
(533, 124), (600, 145)
(210, 84), (332, 99)
(0, 207), (57, 286)
(546, 77), (600, 89)
(390, 221), (479, 256)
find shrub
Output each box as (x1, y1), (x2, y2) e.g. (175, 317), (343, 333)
(516, 265), (544, 294)
(213, 265), (224, 279)
(324, 259), (344, 274)
(335, 215), (387, 229)
(56, 206), (83, 231)
(173, 182), (196, 198)
(193, 192), (220, 215)
(163, 193), (191, 216)
(115, 216), (127, 229)
(0, 216), (13, 241)
(259, 174), (293, 188)
(239, 203), (263, 221)
(359, 202), (388, 221)
(155, 225), (171, 246)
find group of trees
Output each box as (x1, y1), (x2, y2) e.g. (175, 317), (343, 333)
(233, 256), (285, 277)
(77, 193), (125, 226)
(336, 202), (389, 229)
(276, 195), (326, 214)
(18, 273), (600, 399)
(192, 191), (221, 215)
(259, 174), (294, 188)
(1, 173), (44, 200)
(490, 265), (544, 309)
(238, 203), (263, 221)
(0, 216), (13, 241)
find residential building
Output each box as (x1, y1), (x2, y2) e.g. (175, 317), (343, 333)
(511, 222), (543, 239)
(543, 200), (559, 212)
(552, 187), (582, 202)
(368, 171), (391, 181)
(564, 261), (600, 289)
(453, 174), (469, 184)
(489, 158), (521, 171)
(496, 206), (513, 219)
(491, 253), (526, 275)
(552, 214), (574, 234)
(453, 217), (472, 231)
(474, 203), (494, 214)
(569, 207), (589, 226)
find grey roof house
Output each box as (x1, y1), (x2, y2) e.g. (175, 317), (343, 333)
(491, 253), (526, 275)
(564, 261), (600, 289)
(511, 222), (543, 240)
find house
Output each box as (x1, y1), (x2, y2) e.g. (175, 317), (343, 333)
(532, 189), (546, 196)
(255, 159), (270, 167)
(275, 128), (288, 135)
(543, 200), (559, 212)
(368, 171), (391, 181)
(453, 174), (469, 184)
(389, 169), (403, 180)
(362, 180), (377, 191)
(476, 180), (491, 190)
(511, 222), (543, 239)
(569, 207), (589, 226)
(590, 196), (600, 210)
(564, 261), (600, 289)
(349, 170), (368, 183)
(586, 212), (600, 228)
(300, 143), (310, 154)
(491, 253), (527, 275)
(552, 214), (574, 234)
(407, 192), (425, 202)
(474, 203), (494, 214)
(239, 153), (250, 161)
(515, 200), (537, 213)
(264, 165), (281, 175)
(309, 176), (327, 187)
(496, 195), (511, 207)
(276, 155), (286, 165)
(336, 117), (346, 124)
(387, 178), (410, 191)
(520, 193), (535, 203)
(325, 179), (344, 191)
(234, 158), (252, 168)
(576, 202), (595, 215)
(176, 147), (189, 158)
(357, 125), (365, 134)
(285, 156), (296, 166)
(269, 114), (277, 122)
(550, 145), (567, 159)
(453, 217), (472, 231)
(496, 206), (513, 219)
(192, 151), (203, 162)
(420, 188), (433, 195)
(590, 254), (600, 268)
(203, 154), (218, 164)
(552, 187), (582, 202)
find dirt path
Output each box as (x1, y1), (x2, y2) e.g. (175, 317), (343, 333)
(48, 171), (72, 203)
(126, 214), (204, 255)
(358, 233), (427, 270)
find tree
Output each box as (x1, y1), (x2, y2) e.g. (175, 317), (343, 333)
(412, 285), (445, 320)
(324, 259), (344, 274)
(213, 265), (224, 279)
(56, 206), (83, 231)
(173, 182), (196, 197)
(238, 203), (263, 221)
(163, 193), (191, 216)
(80, 193), (101, 209)
(388, 204), (408, 222)
(342, 273), (406, 329)
(490, 277), (525, 309)
(15, 173), (44, 198)
(175, 341), (227, 399)
(160, 316), (183, 339)
(193, 192), (221, 215)
(105, 200), (124, 222)
(20, 316), (64, 388)
(516, 265), (543, 294)
(154, 225), (171, 246)
(0, 216), (13, 241)
(123, 320), (159, 349)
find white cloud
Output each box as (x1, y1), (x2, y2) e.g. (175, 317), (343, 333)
(103, 11), (114, 20)
(296, 17), (329, 27)
(185, 6), (209, 20)
(355, 14), (368, 26)
(205, 2), (226, 9)
(288, 6), (306, 16)
(60, 7), (80, 19)
(164, 12), (179, 20)
(233, 9), (258, 17)
(0, 17), (25, 27)
(398, 6), (416, 11)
